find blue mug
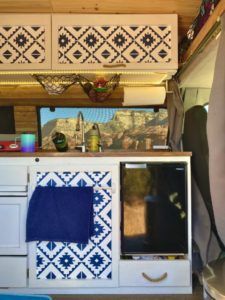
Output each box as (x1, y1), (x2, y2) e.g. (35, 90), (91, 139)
(21, 133), (36, 152)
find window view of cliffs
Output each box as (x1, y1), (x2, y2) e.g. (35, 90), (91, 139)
(41, 109), (168, 151)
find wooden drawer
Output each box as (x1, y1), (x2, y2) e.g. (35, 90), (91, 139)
(0, 166), (27, 191)
(119, 260), (191, 287)
(0, 257), (27, 287)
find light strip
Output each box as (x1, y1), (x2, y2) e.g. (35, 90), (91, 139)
(0, 70), (166, 76)
(0, 81), (165, 86)
(0, 81), (39, 85)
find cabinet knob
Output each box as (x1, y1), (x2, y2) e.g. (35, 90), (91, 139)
(35, 158), (40, 163)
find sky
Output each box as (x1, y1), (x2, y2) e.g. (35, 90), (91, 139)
(39, 107), (154, 126)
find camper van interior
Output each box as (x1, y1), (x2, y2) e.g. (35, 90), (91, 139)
(0, 1), (225, 299)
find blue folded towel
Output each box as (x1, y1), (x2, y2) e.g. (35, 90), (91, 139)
(26, 186), (94, 244)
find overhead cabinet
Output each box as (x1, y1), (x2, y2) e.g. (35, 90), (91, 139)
(52, 14), (178, 72)
(0, 14), (177, 73)
(0, 14), (51, 70)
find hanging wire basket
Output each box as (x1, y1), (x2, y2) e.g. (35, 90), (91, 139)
(78, 74), (120, 102)
(33, 74), (79, 95)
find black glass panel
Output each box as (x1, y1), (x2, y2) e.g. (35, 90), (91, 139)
(121, 162), (188, 255)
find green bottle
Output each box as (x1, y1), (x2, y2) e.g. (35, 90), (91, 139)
(87, 124), (100, 152)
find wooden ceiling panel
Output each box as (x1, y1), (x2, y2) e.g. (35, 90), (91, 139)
(0, 0), (201, 40)
(50, 0), (201, 14)
(0, 0), (52, 12)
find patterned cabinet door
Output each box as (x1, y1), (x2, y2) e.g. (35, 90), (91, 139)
(28, 165), (119, 288)
(0, 14), (51, 70)
(52, 14), (177, 71)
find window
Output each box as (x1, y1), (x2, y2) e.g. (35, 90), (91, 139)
(38, 107), (168, 151)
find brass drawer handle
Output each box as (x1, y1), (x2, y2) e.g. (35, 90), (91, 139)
(103, 63), (126, 68)
(142, 272), (168, 283)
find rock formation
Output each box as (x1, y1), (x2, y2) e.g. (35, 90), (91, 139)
(41, 109), (168, 151)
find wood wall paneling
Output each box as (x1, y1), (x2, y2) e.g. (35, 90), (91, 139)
(14, 106), (38, 136)
(0, 1), (52, 12)
(0, 85), (124, 106)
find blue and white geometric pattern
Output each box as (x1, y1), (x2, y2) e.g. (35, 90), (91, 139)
(58, 25), (172, 64)
(36, 171), (112, 280)
(0, 25), (46, 64)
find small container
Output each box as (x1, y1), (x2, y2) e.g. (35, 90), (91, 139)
(52, 132), (68, 152)
(21, 133), (36, 152)
(87, 124), (100, 152)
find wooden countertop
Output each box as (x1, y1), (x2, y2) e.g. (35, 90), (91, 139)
(0, 151), (192, 157)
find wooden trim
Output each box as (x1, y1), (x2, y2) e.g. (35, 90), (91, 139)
(182, 0), (225, 63)
(0, 98), (123, 107)
(52, 13), (177, 26)
(0, 151), (192, 157)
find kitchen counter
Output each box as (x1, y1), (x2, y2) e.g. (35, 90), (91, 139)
(0, 151), (192, 294)
(0, 151), (192, 157)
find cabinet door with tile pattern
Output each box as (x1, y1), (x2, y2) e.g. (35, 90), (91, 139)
(52, 14), (177, 72)
(28, 164), (119, 288)
(0, 14), (51, 70)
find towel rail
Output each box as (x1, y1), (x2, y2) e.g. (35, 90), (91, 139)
(93, 186), (112, 190)
(31, 186), (116, 193)
(93, 185), (116, 193)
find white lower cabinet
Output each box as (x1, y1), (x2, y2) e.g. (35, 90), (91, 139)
(119, 260), (191, 287)
(0, 257), (27, 288)
(0, 166), (27, 190)
(0, 197), (27, 255)
(0, 156), (192, 293)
